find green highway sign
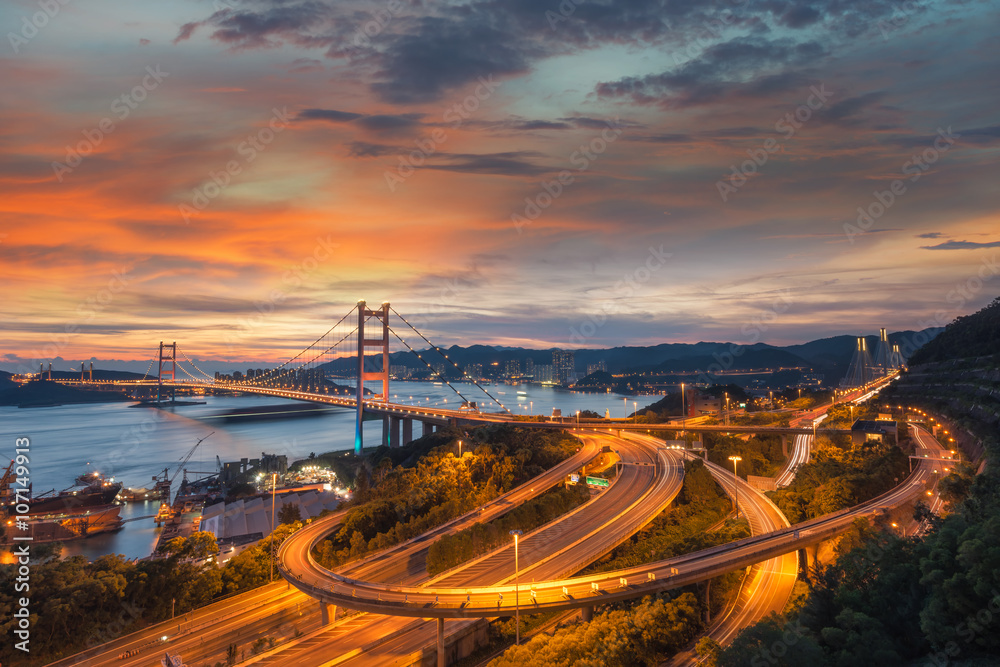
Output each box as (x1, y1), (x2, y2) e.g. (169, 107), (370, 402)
(585, 476), (609, 488)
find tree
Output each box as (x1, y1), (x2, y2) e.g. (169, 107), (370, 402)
(278, 503), (302, 525)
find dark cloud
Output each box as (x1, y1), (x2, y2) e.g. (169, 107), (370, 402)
(346, 141), (398, 158)
(297, 109), (424, 133)
(922, 240), (1000, 250)
(916, 232), (943, 239)
(823, 92), (887, 125)
(424, 151), (549, 176)
(298, 108), (363, 123)
(595, 37), (824, 107)
(369, 16), (531, 104)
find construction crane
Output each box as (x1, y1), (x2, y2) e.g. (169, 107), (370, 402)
(170, 432), (214, 502)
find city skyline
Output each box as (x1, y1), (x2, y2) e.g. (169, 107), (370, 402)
(2, 0), (998, 364)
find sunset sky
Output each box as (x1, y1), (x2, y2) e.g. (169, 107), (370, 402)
(1, 0), (998, 372)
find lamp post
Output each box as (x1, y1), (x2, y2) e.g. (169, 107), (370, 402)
(728, 456), (742, 519)
(458, 439), (463, 457)
(269, 472), (277, 583)
(724, 393), (730, 427)
(510, 529), (523, 645)
(681, 383), (686, 431)
(576, 410), (580, 430)
(632, 401), (637, 424)
(623, 396), (627, 420)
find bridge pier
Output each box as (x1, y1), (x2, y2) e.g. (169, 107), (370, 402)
(402, 418), (413, 446)
(390, 416), (402, 448)
(581, 606), (593, 622)
(423, 421), (434, 437)
(437, 617), (445, 667)
(320, 602), (337, 625)
(798, 544), (819, 581)
(382, 416), (390, 447)
(781, 435), (789, 457)
(704, 578), (711, 624)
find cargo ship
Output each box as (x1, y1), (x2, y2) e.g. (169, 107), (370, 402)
(1, 460), (122, 516)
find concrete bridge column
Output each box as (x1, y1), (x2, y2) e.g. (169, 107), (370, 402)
(390, 416), (401, 448)
(781, 435), (790, 457)
(423, 421), (434, 437)
(320, 602), (337, 625)
(799, 544), (819, 581)
(581, 606), (593, 622)
(704, 579), (711, 624)
(381, 416), (390, 447)
(402, 418), (413, 446)
(437, 617), (446, 667)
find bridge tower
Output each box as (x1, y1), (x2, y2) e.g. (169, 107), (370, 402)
(157, 341), (177, 403)
(354, 301), (389, 454)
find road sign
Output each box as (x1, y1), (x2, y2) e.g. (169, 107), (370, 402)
(585, 476), (609, 488)
(569, 474), (580, 484)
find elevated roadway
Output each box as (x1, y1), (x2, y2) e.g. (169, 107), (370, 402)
(278, 424), (943, 620)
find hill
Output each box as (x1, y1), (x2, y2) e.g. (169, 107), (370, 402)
(0, 379), (131, 407)
(907, 297), (1000, 364)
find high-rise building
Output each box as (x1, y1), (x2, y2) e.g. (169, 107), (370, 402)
(466, 363), (483, 379)
(534, 365), (555, 383)
(552, 350), (575, 383)
(504, 359), (521, 378)
(524, 358), (535, 378)
(587, 361), (607, 376)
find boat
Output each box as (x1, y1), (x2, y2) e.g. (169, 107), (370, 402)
(1, 460), (123, 516)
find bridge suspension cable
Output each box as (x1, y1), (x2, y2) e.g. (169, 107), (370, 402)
(389, 306), (513, 415)
(385, 325), (482, 411)
(177, 348), (217, 383)
(235, 306), (359, 387)
(137, 351), (158, 382)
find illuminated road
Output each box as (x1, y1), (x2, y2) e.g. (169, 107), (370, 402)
(48, 438), (603, 667)
(266, 431), (685, 665)
(275, 424), (943, 622)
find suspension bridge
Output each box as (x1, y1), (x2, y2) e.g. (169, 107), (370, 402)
(33, 300), (903, 454)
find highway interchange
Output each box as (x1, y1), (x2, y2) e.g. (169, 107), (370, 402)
(48, 375), (960, 667)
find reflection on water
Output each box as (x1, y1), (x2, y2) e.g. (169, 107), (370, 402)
(0, 381), (659, 559)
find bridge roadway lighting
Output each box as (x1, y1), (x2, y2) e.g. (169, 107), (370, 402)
(728, 456), (742, 519)
(510, 529), (523, 645)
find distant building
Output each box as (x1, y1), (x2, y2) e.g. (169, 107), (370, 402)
(390, 365), (412, 379)
(553, 350), (575, 383)
(504, 359), (521, 379)
(465, 363), (483, 379)
(587, 361), (607, 376)
(535, 365), (556, 383)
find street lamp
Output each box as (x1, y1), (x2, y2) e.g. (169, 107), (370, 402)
(510, 529), (523, 645)
(576, 410), (580, 429)
(623, 396), (627, 420)
(458, 440), (463, 457)
(269, 472), (277, 583)
(633, 401), (637, 424)
(680, 383), (686, 431)
(728, 456), (742, 519)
